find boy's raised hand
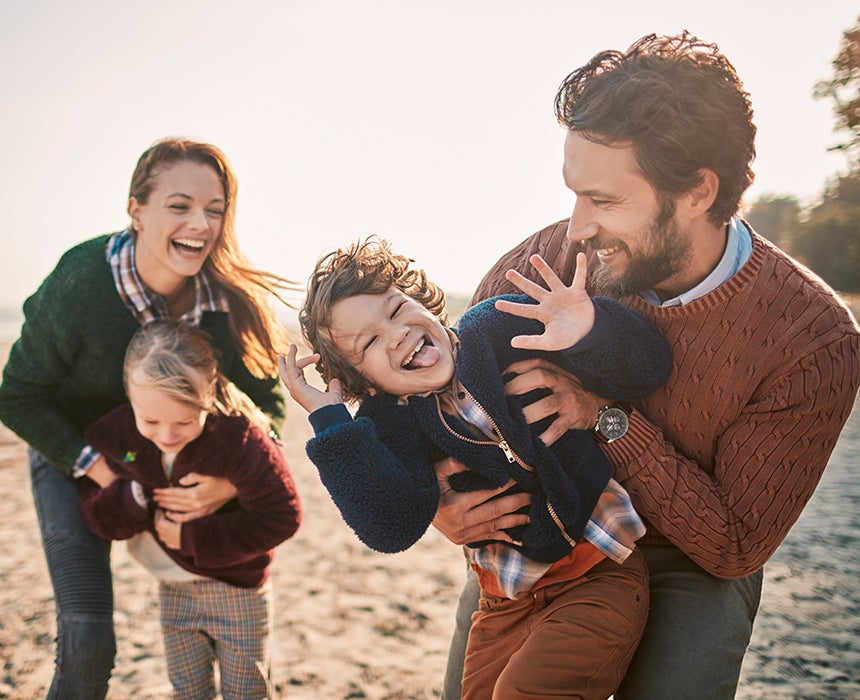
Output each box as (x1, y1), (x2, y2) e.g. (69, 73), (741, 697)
(494, 252), (595, 352)
(278, 344), (344, 414)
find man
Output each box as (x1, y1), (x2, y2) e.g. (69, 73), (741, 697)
(434, 31), (860, 699)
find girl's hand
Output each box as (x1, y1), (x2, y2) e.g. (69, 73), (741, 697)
(494, 252), (595, 352)
(152, 473), (237, 522)
(278, 344), (344, 413)
(154, 508), (181, 550)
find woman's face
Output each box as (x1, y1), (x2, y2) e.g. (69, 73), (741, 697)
(128, 160), (226, 297)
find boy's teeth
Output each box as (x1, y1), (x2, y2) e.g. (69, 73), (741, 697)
(403, 338), (424, 367)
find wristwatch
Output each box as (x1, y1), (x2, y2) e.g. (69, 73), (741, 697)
(594, 404), (630, 443)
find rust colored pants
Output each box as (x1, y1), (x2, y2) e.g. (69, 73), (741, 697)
(462, 549), (648, 700)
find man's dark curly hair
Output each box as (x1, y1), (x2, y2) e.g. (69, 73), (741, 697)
(554, 31), (756, 226)
(299, 236), (448, 402)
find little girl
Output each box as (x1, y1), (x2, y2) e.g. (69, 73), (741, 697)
(281, 236), (673, 699)
(78, 319), (302, 699)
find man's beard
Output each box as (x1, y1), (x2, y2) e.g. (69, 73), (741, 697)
(588, 198), (691, 299)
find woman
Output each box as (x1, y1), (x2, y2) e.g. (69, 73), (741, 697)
(0, 137), (296, 698)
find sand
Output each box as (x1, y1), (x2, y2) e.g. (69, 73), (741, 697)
(0, 339), (857, 699)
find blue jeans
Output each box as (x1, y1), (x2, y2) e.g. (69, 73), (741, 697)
(442, 543), (762, 699)
(30, 449), (116, 699)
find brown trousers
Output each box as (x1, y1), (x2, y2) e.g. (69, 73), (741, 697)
(462, 549), (648, 700)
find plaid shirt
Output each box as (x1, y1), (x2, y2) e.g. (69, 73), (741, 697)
(449, 379), (645, 598)
(72, 230), (229, 477)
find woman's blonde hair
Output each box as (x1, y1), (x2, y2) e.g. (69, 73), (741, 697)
(299, 236), (447, 401)
(129, 137), (299, 378)
(123, 319), (270, 433)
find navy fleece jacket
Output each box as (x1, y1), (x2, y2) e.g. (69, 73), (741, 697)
(306, 294), (671, 562)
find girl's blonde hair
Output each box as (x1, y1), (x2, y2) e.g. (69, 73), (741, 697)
(129, 137), (299, 378)
(299, 235), (447, 401)
(123, 319), (270, 434)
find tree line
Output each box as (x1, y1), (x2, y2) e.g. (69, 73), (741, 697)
(745, 16), (860, 293)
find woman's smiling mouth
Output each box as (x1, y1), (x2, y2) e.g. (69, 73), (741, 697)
(172, 238), (206, 253)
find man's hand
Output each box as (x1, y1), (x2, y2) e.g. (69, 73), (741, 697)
(504, 357), (604, 445)
(152, 473), (237, 522)
(432, 457), (530, 545)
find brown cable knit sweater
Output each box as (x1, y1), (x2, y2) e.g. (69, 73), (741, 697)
(471, 219), (860, 579)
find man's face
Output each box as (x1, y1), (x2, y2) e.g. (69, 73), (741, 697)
(562, 131), (692, 299)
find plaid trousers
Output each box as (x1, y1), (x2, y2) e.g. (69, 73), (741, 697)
(159, 578), (273, 700)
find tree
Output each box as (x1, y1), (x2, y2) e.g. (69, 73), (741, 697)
(744, 18), (860, 293)
(743, 195), (801, 250)
(813, 15), (860, 168)
(792, 173), (860, 293)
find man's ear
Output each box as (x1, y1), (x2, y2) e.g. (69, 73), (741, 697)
(684, 168), (719, 217)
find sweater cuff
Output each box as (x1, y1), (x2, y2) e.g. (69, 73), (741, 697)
(563, 301), (612, 355)
(308, 403), (353, 435)
(599, 408), (663, 480)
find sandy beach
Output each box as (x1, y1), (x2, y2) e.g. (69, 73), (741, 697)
(0, 336), (857, 699)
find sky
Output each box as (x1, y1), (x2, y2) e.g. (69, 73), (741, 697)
(1, 0), (856, 309)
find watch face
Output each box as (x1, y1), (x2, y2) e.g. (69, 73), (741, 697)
(598, 407), (629, 442)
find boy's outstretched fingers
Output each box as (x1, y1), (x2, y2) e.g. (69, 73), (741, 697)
(278, 345), (343, 413)
(504, 267), (549, 300)
(495, 250), (595, 352)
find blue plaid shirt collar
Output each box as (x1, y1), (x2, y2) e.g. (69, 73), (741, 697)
(106, 229), (229, 326)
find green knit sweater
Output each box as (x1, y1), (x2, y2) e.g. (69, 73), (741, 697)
(0, 234), (284, 475)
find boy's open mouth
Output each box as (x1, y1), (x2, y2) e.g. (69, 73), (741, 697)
(403, 336), (441, 369)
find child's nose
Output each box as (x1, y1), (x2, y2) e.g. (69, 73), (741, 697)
(388, 324), (408, 348)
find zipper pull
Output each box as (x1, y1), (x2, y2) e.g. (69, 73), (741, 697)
(498, 439), (516, 463)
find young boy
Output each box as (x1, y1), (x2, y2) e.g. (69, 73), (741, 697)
(280, 236), (671, 699)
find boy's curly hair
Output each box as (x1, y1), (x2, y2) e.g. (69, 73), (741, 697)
(299, 236), (448, 401)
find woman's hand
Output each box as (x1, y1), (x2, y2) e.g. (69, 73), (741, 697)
(152, 473), (237, 522)
(504, 357), (604, 445)
(278, 345), (344, 414)
(432, 457), (530, 545)
(85, 455), (119, 488)
(494, 252), (595, 352)
(154, 508), (181, 550)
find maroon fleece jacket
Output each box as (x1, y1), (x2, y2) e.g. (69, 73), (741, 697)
(79, 407), (302, 588)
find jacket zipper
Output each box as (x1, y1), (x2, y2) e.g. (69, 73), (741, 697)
(434, 385), (577, 547)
